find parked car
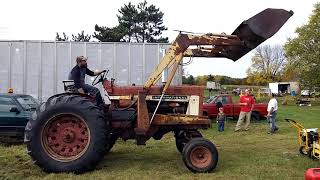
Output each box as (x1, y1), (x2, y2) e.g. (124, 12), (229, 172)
(232, 88), (241, 95)
(301, 89), (316, 97)
(231, 88), (247, 96)
(202, 95), (268, 121)
(0, 93), (39, 142)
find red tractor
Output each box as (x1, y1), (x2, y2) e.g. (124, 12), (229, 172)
(24, 9), (292, 173)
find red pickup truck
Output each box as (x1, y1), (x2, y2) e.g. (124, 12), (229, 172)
(202, 95), (268, 121)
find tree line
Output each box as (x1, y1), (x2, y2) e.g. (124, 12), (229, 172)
(183, 74), (248, 86)
(56, 1), (168, 43)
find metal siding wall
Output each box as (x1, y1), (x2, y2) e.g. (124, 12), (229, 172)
(56, 43), (70, 94)
(0, 42), (10, 93)
(115, 44), (129, 86)
(26, 42), (41, 99)
(130, 44), (143, 85)
(41, 43), (55, 101)
(85, 43), (100, 84)
(144, 45), (158, 85)
(0, 41), (181, 102)
(71, 43), (85, 67)
(100, 44), (114, 80)
(11, 42), (24, 94)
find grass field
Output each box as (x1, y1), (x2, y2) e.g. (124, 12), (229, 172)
(1, 105), (320, 180)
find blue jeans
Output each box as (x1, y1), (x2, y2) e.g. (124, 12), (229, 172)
(267, 111), (277, 132)
(218, 121), (224, 132)
(82, 84), (103, 105)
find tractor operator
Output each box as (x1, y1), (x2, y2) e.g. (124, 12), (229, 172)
(68, 56), (106, 106)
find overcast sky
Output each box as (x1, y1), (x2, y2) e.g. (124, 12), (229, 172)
(0, 0), (318, 78)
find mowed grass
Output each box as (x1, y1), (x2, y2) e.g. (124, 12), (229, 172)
(1, 105), (320, 180)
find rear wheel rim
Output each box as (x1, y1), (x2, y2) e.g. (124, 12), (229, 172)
(190, 146), (213, 169)
(41, 114), (90, 162)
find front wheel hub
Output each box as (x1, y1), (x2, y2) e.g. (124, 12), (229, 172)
(190, 146), (212, 169)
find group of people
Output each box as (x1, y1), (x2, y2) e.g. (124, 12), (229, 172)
(216, 89), (279, 134)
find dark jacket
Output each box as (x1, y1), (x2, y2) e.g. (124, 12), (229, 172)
(68, 65), (95, 89)
(216, 112), (226, 122)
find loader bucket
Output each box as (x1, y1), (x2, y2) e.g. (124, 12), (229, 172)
(225, 8), (293, 61)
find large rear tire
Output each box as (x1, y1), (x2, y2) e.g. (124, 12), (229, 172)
(24, 95), (109, 173)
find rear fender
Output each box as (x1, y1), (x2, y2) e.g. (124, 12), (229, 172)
(46, 93), (95, 103)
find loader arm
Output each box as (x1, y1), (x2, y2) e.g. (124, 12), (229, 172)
(143, 8), (293, 93)
(143, 33), (243, 92)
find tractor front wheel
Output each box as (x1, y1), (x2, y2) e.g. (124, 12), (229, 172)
(308, 148), (318, 160)
(175, 130), (202, 153)
(182, 137), (218, 173)
(105, 135), (118, 154)
(299, 146), (308, 155)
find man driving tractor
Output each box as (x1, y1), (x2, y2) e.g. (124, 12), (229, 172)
(68, 56), (106, 105)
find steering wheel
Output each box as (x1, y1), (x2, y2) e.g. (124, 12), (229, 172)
(92, 70), (108, 86)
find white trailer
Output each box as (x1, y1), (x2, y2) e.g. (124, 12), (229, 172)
(269, 83), (279, 94)
(268, 81), (300, 95)
(206, 81), (221, 90)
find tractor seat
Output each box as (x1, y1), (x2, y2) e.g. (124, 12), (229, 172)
(62, 80), (76, 92)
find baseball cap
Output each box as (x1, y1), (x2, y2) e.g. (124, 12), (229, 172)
(76, 56), (88, 63)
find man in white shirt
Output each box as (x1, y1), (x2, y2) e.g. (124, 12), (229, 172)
(267, 93), (279, 134)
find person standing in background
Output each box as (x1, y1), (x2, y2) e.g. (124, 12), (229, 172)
(267, 93), (279, 134)
(216, 107), (226, 132)
(235, 89), (255, 132)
